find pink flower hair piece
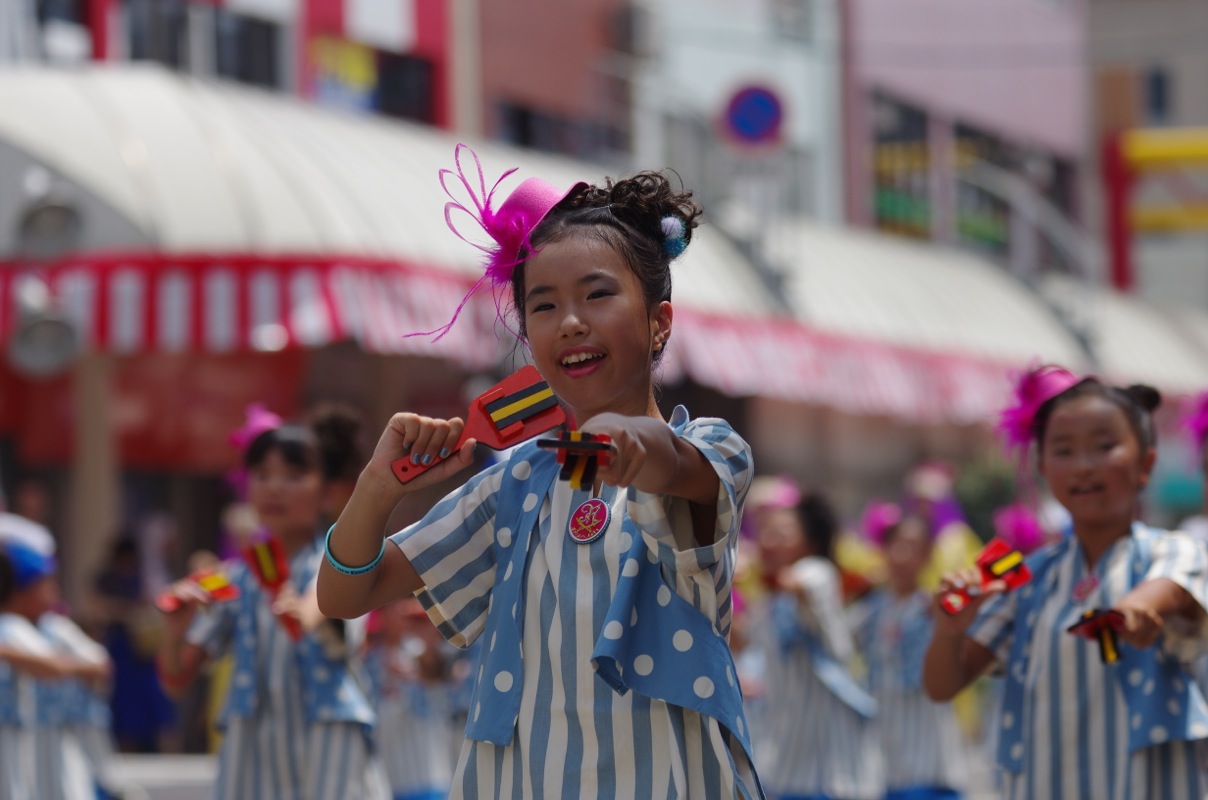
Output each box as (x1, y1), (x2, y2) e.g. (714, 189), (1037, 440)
(1182, 391), (1208, 451)
(996, 364), (1082, 455)
(993, 503), (1046, 555)
(413, 144), (584, 341)
(860, 500), (902, 546)
(228, 403), (283, 451)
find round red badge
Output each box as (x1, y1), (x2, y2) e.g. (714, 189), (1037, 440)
(568, 498), (610, 544)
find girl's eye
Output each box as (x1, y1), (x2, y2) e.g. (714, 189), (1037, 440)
(529, 302), (554, 313)
(588, 289), (613, 300)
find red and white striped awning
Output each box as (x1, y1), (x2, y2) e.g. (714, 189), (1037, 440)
(0, 253), (1021, 424)
(0, 254), (499, 370)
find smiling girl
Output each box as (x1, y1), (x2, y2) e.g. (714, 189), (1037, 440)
(318, 146), (760, 799)
(923, 365), (1208, 799)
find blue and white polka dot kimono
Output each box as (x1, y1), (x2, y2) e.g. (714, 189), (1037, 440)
(751, 557), (883, 800)
(969, 523), (1208, 800)
(36, 611), (114, 800)
(391, 409), (763, 799)
(363, 637), (455, 800)
(186, 536), (390, 800)
(855, 589), (967, 798)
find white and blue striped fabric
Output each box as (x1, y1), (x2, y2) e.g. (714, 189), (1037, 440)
(392, 408), (760, 799)
(363, 639), (455, 800)
(750, 558), (883, 800)
(970, 526), (1208, 800)
(0, 612), (46, 800)
(856, 589), (968, 794)
(35, 612), (113, 800)
(187, 538), (390, 800)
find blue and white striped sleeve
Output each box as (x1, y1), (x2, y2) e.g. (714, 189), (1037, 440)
(184, 573), (240, 659)
(671, 414), (753, 570)
(390, 461), (507, 648)
(1147, 532), (1208, 657)
(967, 589), (1019, 665)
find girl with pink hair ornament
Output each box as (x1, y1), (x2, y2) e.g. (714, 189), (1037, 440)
(1179, 391), (1208, 545)
(318, 146), (762, 799)
(923, 364), (1208, 800)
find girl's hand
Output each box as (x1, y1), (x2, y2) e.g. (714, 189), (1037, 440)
(159, 578), (213, 640)
(579, 413), (646, 488)
(932, 568), (1005, 637)
(364, 413), (477, 493)
(271, 584), (327, 633)
(1113, 603), (1163, 649)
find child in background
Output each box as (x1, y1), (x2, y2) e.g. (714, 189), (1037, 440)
(1180, 391), (1208, 544)
(365, 597), (454, 800)
(0, 540), (105, 800)
(751, 490), (882, 800)
(319, 145), (761, 798)
(924, 365), (1208, 799)
(157, 408), (390, 800)
(854, 506), (966, 800)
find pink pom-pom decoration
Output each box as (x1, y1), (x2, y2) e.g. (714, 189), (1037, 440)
(1183, 391), (1208, 451)
(861, 500), (902, 546)
(996, 364), (1082, 455)
(993, 503), (1046, 555)
(228, 402), (283, 451)
(413, 144), (585, 341)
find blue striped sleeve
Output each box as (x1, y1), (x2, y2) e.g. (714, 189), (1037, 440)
(184, 563), (243, 658)
(389, 461), (507, 648)
(1148, 532), (1208, 658)
(967, 589), (1019, 665)
(672, 415), (753, 572)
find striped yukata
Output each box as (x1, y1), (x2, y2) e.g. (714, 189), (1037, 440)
(36, 611), (115, 800)
(855, 590), (966, 799)
(970, 524), (1208, 800)
(364, 639), (455, 800)
(186, 537), (390, 800)
(392, 408), (762, 799)
(0, 612), (46, 800)
(752, 558), (883, 800)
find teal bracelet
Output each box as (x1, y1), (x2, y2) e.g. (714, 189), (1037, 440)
(324, 524), (386, 576)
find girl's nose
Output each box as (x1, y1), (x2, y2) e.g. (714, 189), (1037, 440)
(558, 309), (588, 337)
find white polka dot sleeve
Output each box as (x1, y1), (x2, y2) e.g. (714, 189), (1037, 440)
(389, 461), (507, 648)
(1146, 531), (1208, 660)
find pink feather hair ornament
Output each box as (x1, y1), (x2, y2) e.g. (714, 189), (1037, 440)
(1182, 391), (1208, 452)
(860, 500), (902, 546)
(228, 402), (283, 451)
(414, 144), (585, 341)
(996, 364), (1083, 456)
(992, 503), (1047, 556)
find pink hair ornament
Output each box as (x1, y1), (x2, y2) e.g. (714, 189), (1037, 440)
(414, 144), (585, 341)
(228, 402), (283, 451)
(1183, 391), (1208, 452)
(860, 500), (902, 547)
(996, 364), (1083, 456)
(992, 503), (1046, 556)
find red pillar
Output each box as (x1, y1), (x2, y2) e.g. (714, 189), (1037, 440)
(87, 0), (112, 61)
(1102, 133), (1134, 292)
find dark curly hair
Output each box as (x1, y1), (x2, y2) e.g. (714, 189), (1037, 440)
(1034, 379), (1162, 453)
(245, 404), (364, 483)
(509, 172), (702, 362)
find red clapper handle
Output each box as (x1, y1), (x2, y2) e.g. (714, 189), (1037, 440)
(244, 538), (302, 641)
(155, 569), (240, 614)
(1067, 609), (1124, 663)
(940, 538), (1032, 615)
(391, 365), (566, 484)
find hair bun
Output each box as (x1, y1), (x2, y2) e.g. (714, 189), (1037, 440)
(309, 404), (364, 482)
(1123, 384), (1162, 413)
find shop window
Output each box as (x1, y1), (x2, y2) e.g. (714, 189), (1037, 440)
(872, 93), (930, 240)
(36, 0), (84, 24)
(376, 52), (434, 124)
(1145, 67), (1170, 125)
(214, 10), (280, 89)
(126, 0), (188, 69)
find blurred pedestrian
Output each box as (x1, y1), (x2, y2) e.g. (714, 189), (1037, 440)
(751, 488), (882, 800)
(156, 406), (389, 800)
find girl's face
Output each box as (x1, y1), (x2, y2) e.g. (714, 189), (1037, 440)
(883, 519), (930, 593)
(755, 507), (808, 575)
(247, 448), (324, 541)
(1038, 394), (1154, 529)
(11, 576), (57, 621)
(521, 236), (671, 422)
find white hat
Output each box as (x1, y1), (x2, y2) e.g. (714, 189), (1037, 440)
(0, 512), (55, 556)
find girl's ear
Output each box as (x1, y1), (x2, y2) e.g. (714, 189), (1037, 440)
(651, 301), (673, 351)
